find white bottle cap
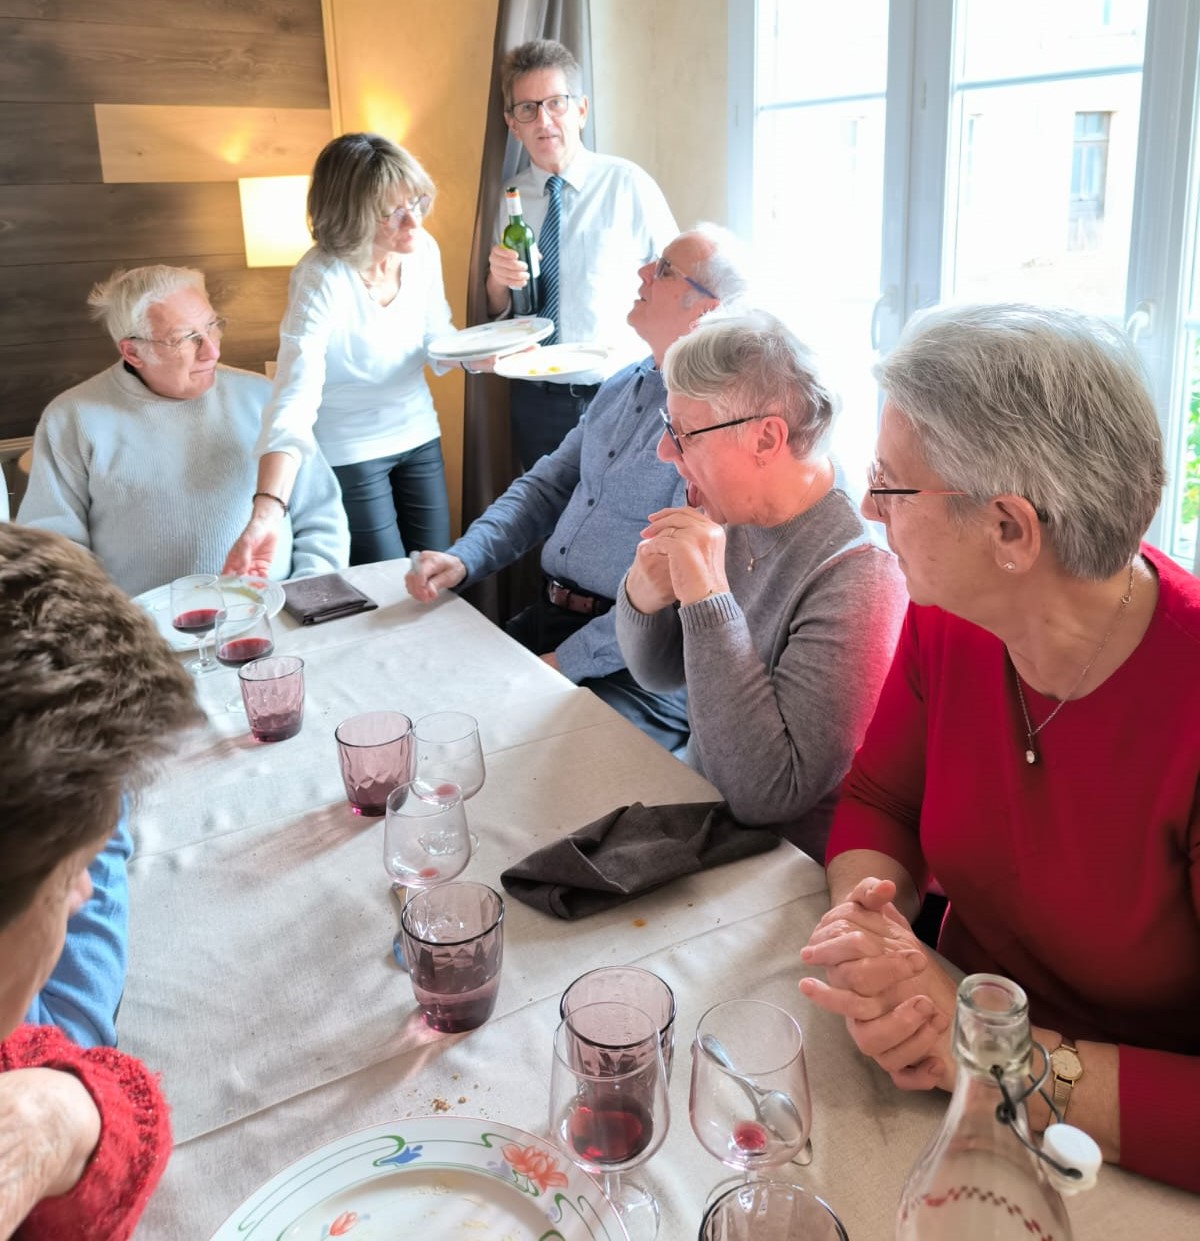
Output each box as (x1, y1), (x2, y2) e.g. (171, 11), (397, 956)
(1043, 1123), (1102, 1195)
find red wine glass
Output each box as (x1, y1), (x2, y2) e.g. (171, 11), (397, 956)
(550, 1001), (669, 1241)
(170, 574), (225, 676)
(214, 602), (275, 711)
(689, 1000), (812, 1204)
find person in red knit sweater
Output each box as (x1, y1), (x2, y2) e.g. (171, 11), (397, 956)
(798, 303), (1200, 1195)
(0, 525), (200, 1239)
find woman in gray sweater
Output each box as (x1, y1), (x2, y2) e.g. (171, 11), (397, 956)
(615, 308), (906, 859)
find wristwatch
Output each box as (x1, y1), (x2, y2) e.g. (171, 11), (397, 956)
(1050, 1037), (1083, 1122)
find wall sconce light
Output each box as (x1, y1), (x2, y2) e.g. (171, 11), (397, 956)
(238, 175), (312, 268)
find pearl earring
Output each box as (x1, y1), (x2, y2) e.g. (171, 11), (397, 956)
(1003, 562), (1016, 571)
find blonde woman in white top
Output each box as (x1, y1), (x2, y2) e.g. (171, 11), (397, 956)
(225, 133), (455, 571)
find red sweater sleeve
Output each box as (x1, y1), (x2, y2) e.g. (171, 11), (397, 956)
(3, 1024), (171, 1241)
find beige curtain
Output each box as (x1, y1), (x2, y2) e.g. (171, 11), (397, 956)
(461, 0), (594, 622)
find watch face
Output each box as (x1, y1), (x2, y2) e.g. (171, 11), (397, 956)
(1052, 1046), (1083, 1081)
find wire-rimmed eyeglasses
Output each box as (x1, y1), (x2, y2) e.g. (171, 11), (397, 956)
(129, 317), (226, 356)
(865, 459), (967, 518)
(653, 254), (719, 302)
(381, 196), (431, 228)
(659, 407), (764, 453)
(508, 93), (574, 123)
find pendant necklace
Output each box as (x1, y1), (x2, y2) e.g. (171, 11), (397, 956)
(745, 459), (827, 572)
(1010, 558), (1136, 765)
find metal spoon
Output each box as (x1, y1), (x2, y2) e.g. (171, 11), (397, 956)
(699, 1032), (813, 1166)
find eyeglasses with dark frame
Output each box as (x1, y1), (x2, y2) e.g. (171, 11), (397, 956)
(865, 460), (968, 518)
(381, 195), (432, 227)
(129, 316), (227, 356)
(653, 254), (719, 302)
(659, 407), (764, 453)
(508, 93), (574, 123)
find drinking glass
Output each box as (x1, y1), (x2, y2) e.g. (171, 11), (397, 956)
(238, 655), (305, 742)
(399, 880), (504, 1032)
(384, 779), (471, 890)
(214, 602), (274, 711)
(335, 710), (414, 816)
(170, 574), (224, 676)
(413, 711), (485, 849)
(550, 1001), (669, 1241)
(698, 1180), (848, 1241)
(690, 1000), (812, 1199)
(561, 966), (677, 1081)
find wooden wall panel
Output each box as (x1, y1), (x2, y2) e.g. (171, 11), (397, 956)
(0, 102), (99, 183)
(95, 104), (331, 183)
(0, 2), (324, 38)
(1, 19), (328, 108)
(0, 258), (290, 346)
(0, 183), (246, 267)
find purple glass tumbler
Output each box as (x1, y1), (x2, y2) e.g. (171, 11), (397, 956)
(335, 710), (414, 816)
(238, 655), (304, 742)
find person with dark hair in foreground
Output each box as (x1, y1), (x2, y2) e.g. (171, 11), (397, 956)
(0, 525), (201, 1239)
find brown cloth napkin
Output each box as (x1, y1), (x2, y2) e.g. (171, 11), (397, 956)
(282, 573), (377, 625)
(500, 801), (781, 919)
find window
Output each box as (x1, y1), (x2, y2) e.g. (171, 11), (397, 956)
(735, 0), (1199, 569)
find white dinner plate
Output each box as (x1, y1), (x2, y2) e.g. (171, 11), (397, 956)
(134, 575), (286, 652)
(207, 1116), (628, 1241)
(428, 318), (555, 363)
(494, 344), (611, 382)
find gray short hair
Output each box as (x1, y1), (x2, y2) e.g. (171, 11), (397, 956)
(874, 302), (1165, 579)
(663, 307), (837, 457)
(308, 133), (436, 264)
(88, 265), (207, 343)
(501, 39), (583, 107)
(687, 222), (752, 306)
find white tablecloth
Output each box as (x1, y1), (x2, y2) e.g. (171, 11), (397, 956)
(119, 561), (1196, 1239)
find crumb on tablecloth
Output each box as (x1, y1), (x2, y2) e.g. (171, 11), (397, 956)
(431, 1097), (451, 1112)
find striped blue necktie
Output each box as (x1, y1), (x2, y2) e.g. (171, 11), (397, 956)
(539, 174), (563, 345)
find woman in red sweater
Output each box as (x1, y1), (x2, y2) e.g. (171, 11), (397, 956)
(798, 303), (1200, 1194)
(0, 525), (200, 1238)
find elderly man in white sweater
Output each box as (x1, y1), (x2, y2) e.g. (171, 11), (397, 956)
(18, 265), (348, 597)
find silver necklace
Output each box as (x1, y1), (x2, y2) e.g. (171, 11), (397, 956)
(1011, 559), (1136, 765)
(745, 460), (826, 572)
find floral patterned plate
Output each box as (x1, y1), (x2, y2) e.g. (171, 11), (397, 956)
(207, 1116), (629, 1241)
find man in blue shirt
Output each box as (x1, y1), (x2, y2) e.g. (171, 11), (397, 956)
(407, 225), (748, 751)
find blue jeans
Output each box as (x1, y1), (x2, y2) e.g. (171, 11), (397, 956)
(332, 439), (450, 565)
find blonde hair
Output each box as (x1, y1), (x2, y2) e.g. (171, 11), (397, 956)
(308, 133), (436, 264)
(88, 265), (207, 343)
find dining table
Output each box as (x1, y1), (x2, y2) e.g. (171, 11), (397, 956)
(118, 559), (1197, 1239)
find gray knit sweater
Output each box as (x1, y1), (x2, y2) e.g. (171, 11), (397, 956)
(18, 363), (349, 596)
(616, 482), (907, 858)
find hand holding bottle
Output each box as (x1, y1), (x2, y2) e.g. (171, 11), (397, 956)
(488, 243), (529, 290)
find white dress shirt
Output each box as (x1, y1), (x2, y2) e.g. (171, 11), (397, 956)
(495, 147), (678, 382)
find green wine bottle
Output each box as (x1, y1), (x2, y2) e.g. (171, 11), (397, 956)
(501, 187), (540, 317)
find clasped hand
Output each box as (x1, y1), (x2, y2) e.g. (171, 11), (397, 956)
(799, 877), (958, 1091)
(624, 506), (729, 613)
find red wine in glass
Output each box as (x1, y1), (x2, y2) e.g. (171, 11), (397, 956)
(566, 1093), (654, 1166)
(217, 635), (275, 668)
(172, 608), (219, 635)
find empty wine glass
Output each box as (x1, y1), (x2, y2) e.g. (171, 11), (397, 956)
(550, 1001), (669, 1241)
(170, 574), (225, 676)
(384, 778), (471, 971)
(214, 602), (274, 711)
(413, 711), (485, 850)
(384, 778), (471, 892)
(690, 1000), (812, 1202)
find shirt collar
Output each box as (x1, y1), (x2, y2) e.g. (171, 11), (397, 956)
(530, 144), (593, 195)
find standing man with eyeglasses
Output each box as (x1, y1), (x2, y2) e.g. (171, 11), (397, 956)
(486, 39), (678, 470)
(18, 264), (348, 596)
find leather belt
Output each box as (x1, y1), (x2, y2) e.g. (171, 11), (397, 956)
(529, 380), (601, 398)
(545, 578), (613, 616)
